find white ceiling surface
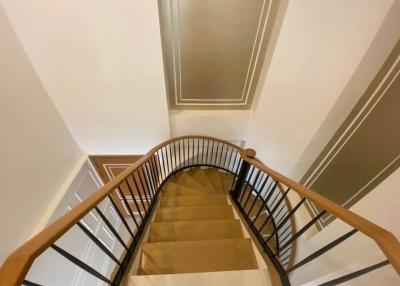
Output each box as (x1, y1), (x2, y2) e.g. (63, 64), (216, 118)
(1, 0), (170, 154)
(246, 0), (395, 176)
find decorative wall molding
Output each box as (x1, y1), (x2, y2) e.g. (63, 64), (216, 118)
(159, 0), (280, 109)
(301, 40), (400, 228)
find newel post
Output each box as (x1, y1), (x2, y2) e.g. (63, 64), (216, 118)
(231, 148), (256, 201)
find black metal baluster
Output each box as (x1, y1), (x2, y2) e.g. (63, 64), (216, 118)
(242, 170), (262, 209)
(191, 138), (194, 166)
(277, 245), (292, 260)
(150, 161), (159, 193)
(268, 189), (283, 211)
(165, 145), (171, 175)
(219, 143), (225, 167)
(205, 139), (210, 165)
(147, 157), (157, 190)
(173, 141), (177, 171)
(254, 183), (284, 230)
(264, 198), (306, 245)
(131, 174), (148, 211)
(115, 187), (140, 232)
(214, 141), (219, 167)
(277, 210), (327, 256)
(155, 154), (163, 187)
(177, 140), (182, 168)
(287, 229), (358, 273)
(195, 138), (198, 165)
(185, 139), (189, 167)
(135, 169), (149, 206)
(108, 195), (136, 239)
(226, 145), (232, 168)
(192, 138), (196, 165)
(221, 144), (228, 169)
(238, 166), (255, 203)
(146, 157), (157, 190)
(77, 221), (122, 265)
(95, 206), (130, 252)
(138, 167), (152, 204)
(278, 228), (294, 249)
(271, 204), (289, 227)
(202, 138), (205, 164)
(168, 143), (174, 172)
(317, 260), (389, 286)
(124, 179), (144, 221)
(143, 164), (156, 197)
(247, 175), (271, 217)
(149, 156), (160, 189)
(249, 176), (271, 221)
(51, 244), (113, 284)
(159, 149), (166, 180)
(230, 152), (240, 191)
(234, 153), (243, 175)
(214, 142), (220, 166)
(210, 140), (215, 167)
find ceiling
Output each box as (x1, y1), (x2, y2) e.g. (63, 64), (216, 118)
(159, 0), (279, 110)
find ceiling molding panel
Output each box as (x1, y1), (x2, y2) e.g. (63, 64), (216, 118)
(159, 0), (280, 110)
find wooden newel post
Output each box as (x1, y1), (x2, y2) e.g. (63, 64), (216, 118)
(231, 148), (256, 201)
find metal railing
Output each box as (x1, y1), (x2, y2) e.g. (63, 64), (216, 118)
(0, 136), (399, 286)
(0, 136), (244, 285)
(231, 148), (400, 286)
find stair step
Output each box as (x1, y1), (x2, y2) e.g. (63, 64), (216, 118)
(155, 205), (235, 222)
(220, 172), (234, 194)
(160, 195), (228, 207)
(128, 269), (270, 286)
(162, 182), (206, 197)
(189, 168), (217, 193)
(172, 172), (213, 194)
(149, 219), (244, 242)
(139, 239), (258, 275)
(204, 169), (225, 194)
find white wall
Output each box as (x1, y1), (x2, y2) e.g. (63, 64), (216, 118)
(0, 0), (171, 154)
(291, 166), (400, 286)
(246, 0), (394, 176)
(27, 160), (128, 286)
(290, 0), (400, 181)
(170, 110), (251, 142)
(0, 4), (83, 264)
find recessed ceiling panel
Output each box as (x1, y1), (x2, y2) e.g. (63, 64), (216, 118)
(159, 0), (279, 109)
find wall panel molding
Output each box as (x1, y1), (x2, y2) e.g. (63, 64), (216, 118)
(300, 40), (400, 228)
(159, 0), (280, 109)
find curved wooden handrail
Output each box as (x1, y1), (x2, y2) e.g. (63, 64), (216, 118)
(0, 136), (244, 285)
(1, 136), (399, 285)
(240, 149), (400, 275)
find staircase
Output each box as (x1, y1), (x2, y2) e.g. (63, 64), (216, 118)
(136, 167), (259, 277)
(1, 136), (399, 286)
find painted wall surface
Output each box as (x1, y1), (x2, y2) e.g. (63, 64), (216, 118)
(292, 0), (400, 182)
(0, 5), (82, 264)
(170, 110), (251, 142)
(0, 0), (171, 154)
(291, 166), (400, 285)
(27, 160), (129, 286)
(246, 0), (394, 176)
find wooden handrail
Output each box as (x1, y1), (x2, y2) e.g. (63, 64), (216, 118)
(240, 149), (400, 275)
(0, 136), (244, 285)
(1, 136), (398, 285)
